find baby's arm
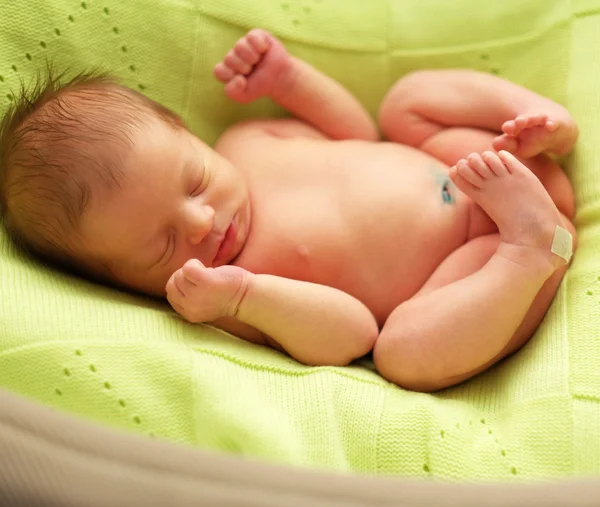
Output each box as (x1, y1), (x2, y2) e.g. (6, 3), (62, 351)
(214, 29), (379, 141)
(379, 69), (578, 157)
(166, 260), (378, 366)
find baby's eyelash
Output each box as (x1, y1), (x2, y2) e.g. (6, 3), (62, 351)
(190, 166), (209, 196)
(190, 182), (203, 196)
(189, 171), (204, 196)
(160, 233), (175, 266)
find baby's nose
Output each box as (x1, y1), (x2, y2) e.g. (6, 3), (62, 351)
(185, 204), (215, 245)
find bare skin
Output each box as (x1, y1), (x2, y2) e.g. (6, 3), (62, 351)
(80, 29), (578, 390)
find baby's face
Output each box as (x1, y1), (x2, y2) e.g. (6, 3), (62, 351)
(79, 119), (251, 297)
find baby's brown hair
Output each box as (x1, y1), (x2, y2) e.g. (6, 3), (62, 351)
(0, 68), (183, 279)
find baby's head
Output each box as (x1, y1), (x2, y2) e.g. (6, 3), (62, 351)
(0, 71), (251, 296)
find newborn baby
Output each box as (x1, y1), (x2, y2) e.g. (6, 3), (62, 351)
(0, 29), (578, 391)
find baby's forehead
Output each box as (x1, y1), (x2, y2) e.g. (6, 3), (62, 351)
(49, 86), (152, 147)
(39, 84), (123, 118)
(24, 85), (185, 194)
(23, 89), (134, 154)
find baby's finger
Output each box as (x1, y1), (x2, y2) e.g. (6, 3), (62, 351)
(224, 51), (252, 75)
(165, 271), (185, 298)
(246, 29), (269, 53)
(214, 62), (235, 83)
(181, 259), (208, 284)
(174, 269), (194, 296)
(234, 39), (260, 65)
(166, 290), (189, 320)
(171, 301), (185, 314)
(225, 75), (247, 98)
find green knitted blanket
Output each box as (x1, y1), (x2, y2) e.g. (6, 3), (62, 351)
(1, 0), (599, 480)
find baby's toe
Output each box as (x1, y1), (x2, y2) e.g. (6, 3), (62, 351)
(449, 164), (479, 196)
(482, 150), (509, 176)
(467, 152), (494, 179)
(513, 115), (529, 132)
(501, 119), (517, 136)
(497, 150), (527, 175)
(545, 118), (559, 132)
(456, 159), (484, 188)
(492, 133), (519, 154)
(528, 113), (548, 126)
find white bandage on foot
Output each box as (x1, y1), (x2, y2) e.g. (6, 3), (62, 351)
(551, 225), (573, 263)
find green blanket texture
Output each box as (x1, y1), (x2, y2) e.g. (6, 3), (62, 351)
(1, 0), (600, 480)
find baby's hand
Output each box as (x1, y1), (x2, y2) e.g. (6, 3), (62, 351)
(213, 29), (291, 104)
(166, 259), (250, 323)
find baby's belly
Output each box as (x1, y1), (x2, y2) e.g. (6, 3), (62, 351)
(242, 140), (473, 325)
(334, 158), (470, 322)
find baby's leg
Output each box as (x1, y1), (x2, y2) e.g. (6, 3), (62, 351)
(378, 70), (578, 158)
(373, 151), (575, 392)
(378, 70), (576, 218)
(408, 228), (572, 386)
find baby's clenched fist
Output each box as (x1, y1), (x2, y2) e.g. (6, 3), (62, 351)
(213, 29), (291, 104)
(166, 259), (250, 323)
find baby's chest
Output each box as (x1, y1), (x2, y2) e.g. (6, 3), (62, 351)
(248, 142), (451, 241)
(237, 140), (467, 310)
(244, 167), (457, 277)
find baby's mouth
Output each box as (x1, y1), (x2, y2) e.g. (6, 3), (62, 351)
(213, 215), (237, 265)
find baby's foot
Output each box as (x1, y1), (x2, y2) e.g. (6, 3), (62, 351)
(492, 113), (578, 158)
(213, 29), (292, 104)
(450, 151), (571, 276)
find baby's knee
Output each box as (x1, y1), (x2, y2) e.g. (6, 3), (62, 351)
(378, 71), (440, 144)
(372, 326), (441, 392)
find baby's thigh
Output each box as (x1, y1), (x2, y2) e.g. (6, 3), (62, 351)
(415, 234), (500, 297)
(415, 224), (572, 351)
(436, 187), (576, 272)
(419, 127), (497, 166)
